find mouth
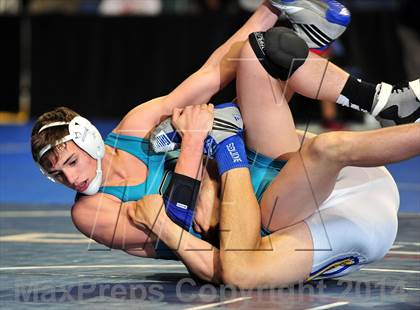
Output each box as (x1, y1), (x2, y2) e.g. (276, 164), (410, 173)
(76, 180), (89, 192)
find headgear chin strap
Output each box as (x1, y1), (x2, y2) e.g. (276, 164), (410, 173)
(83, 159), (103, 195)
(37, 116), (105, 195)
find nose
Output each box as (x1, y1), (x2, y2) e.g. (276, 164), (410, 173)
(63, 168), (78, 186)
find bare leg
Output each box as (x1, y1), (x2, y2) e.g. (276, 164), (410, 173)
(219, 125), (419, 288)
(129, 169), (314, 288)
(288, 52), (350, 102)
(236, 41), (300, 159)
(218, 168), (313, 289)
(261, 123), (420, 231)
(236, 43), (350, 159)
(234, 38), (419, 230)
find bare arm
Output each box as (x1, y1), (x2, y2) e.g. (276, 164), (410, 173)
(135, 104), (221, 281)
(168, 104), (214, 180)
(71, 195), (157, 258)
(128, 194), (221, 283)
(118, 3), (279, 135)
(153, 210), (221, 283)
(194, 160), (220, 234)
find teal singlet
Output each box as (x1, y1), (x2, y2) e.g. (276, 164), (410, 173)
(96, 132), (287, 260)
(98, 132), (184, 259)
(98, 132), (176, 200)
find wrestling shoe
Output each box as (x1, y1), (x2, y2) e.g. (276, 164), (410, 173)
(203, 103), (244, 158)
(150, 103), (243, 155)
(372, 79), (420, 127)
(150, 118), (181, 153)
(270, 0), (351, 50)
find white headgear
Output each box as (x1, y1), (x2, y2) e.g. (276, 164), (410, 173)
(37, 116), (105, 195)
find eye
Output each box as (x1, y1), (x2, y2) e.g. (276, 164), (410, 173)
(51, 171), (64, 181)
(70, 159), (77, 166)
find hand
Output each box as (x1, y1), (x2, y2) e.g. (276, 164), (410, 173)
(127, 194), (166, 230)
(172, 104), (214, 143)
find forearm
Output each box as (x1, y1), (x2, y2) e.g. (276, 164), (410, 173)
(194, 161), (221, 233)
(174, 136), (205, 180)
(202, 2), (279, 88)
(154, 212), (221, 283)
(159, 3), (279, 116)
(203, 2), (278, 78)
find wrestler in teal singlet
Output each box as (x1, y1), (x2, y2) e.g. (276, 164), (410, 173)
(94, 131), (286, 259)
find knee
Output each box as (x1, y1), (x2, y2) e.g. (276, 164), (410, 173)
(307, 132), (353, 165)
(264, 27), (309, 73)
(248, 27), (309, 80)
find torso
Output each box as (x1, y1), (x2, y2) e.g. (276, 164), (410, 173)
(72, 121), (180, 258)
(104, 146), (148, 188)
(71, 144), (157, 258)
(71, 100), (171, 257)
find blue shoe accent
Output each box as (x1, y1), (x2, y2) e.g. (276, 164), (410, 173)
(325, 0), (351, 26)
(214, 102), (239, 109)
(314, 45), (329, 52)
(203, 135), (217, 157)
(203, 128), (244, 157)
(273, 0), (351, 49)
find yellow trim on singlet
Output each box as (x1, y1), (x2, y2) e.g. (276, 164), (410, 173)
(306, 257), (357, 282)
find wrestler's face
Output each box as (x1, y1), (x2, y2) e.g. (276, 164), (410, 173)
(44, 141), (97, 192)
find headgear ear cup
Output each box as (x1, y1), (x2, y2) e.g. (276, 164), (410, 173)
(69, 116), (105, 160)
(37, 116), (105, 195)
(67, 116), (105, 195)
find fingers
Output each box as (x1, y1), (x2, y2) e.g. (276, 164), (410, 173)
(172, 107), (182, 123)
(201, 103), (214, 112)
(194, 221), (202, 234)
(172, 104), (214, 139)
(126, 203), (136, 221)
(130, 195), (164, 229)
(174, 104), (213, 115)
(127, 203), (144, 227)
(143, 194), (164, 207)
(207, 103), (214, 127)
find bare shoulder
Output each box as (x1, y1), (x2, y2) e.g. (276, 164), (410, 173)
(71, 194), (156, 257)
(113, 96), (170, 139)
(71, 194), (118, 241)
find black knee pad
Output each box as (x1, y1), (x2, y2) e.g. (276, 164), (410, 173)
(249, 27), (309, 80)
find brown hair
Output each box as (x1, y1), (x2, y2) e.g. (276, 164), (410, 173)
(31, 107), (79, 166)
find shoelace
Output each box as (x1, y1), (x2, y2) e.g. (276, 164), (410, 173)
(390, 82), (419, 103)
(391, 82), (409, 94)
